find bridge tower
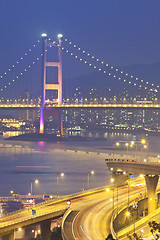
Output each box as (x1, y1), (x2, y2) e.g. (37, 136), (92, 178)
(40, 33), (63, 135)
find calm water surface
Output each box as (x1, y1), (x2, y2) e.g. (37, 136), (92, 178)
(0, 132), (160, 196)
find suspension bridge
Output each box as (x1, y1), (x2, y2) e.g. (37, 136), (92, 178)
(0, 32), (159, 136)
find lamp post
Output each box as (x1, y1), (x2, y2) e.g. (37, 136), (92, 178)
(125, 142), (129, 158)
(127, 176), (131, 210)
(88, 170), (94, 189)
(113, 142), (120, 159)
(30, 179), (39, 195)
(57, 173), (64, 195)
(110, 178), (116, 235)
(143, 143), (149, 162)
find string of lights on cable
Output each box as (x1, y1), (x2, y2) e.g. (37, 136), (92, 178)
(63, 38), (158, 92)
(53, 41), (157, 93)
(0, 54), (43, 92)
(0, 40), (40, 81)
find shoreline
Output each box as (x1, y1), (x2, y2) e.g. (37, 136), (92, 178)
(5, 133), (106, 142)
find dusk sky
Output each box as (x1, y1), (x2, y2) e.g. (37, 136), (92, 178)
(0, 0), (160, 96)
(0, 1), (159, 66)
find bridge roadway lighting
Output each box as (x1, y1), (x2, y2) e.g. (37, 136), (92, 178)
(57, 173), (64, 196)
(88, 170), (94, 189)
(30, 179), (39, 195)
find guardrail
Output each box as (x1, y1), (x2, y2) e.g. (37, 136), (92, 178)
(61, 208), (72, 240)
(105, 157), (160, 166)
(0, 207), (67, 229)
(110, 191), (145, 239)
(117, 206), (160, 238)
(0, 186), (107, 226)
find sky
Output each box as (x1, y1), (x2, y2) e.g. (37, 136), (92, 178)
(0, 0), (159, 96)
(0, 0), (159, 65)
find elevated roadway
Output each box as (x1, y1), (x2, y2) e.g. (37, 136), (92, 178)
(0, 187), (114, 239)
(0, 103), (160, 110)
(62, 178), (147, 240)
(106, 160), (160, 176)
(106, 159), (160, 214)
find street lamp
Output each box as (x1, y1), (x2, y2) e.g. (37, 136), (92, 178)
(88, 170), (94, 189)
(141, 139), (146, 145)
(116, 142), (120, 147)
(112, 142), (120, 159)
(126, 211), (130, 216)
(125, 143), (129, 156)
(111, 178), (115, 183)
(30, 179), (39, 195)
(143, 143), (149, 161)
(57, 173), (64, 195)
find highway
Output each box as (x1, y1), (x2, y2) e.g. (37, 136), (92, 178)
(62, 178), (147, 240)
(0, 176), (156, 239)
(0, 186), (131, 236)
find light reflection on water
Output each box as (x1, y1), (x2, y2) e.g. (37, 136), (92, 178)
(0, 131), (159, 196)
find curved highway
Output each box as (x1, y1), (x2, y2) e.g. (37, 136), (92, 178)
(63, 178), (146, 240)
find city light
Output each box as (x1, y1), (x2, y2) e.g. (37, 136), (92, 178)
(41, 33), (47, 37)
(126, 212), (130, 216)
(111, 178), (114, 183)
(30, 179), (39, 195)
(58, 34), (63, 39)
(141, 139), (146, 144)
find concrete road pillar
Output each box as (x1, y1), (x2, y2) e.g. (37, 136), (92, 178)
(145, 175), (159, 214)
(2, 232), (14, 240)
(40, 220), (51, 240)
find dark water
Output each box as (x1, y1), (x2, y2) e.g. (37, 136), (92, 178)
(0, 131), (159, 196)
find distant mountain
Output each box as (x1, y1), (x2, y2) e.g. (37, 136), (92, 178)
(63, 62), (160, 98)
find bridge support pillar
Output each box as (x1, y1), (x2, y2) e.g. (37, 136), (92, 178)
(58, 109), (63, 136)
(2, 232), (14, 240)
(145, 175), (159, 214)
(40, 220), (51, 240)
